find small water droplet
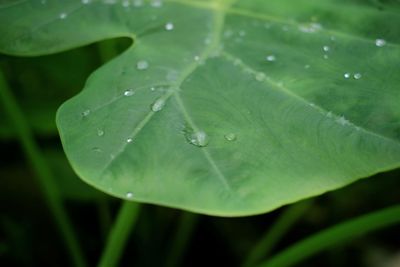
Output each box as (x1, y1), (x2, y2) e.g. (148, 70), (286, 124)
(165, 22), (174, 31)
(150, 87), (155, 91)
(124, 89), (134, 96)
(224, 133), (237, 142)
(323, 45), (330, 52)
(344, 72), (351, 79)
(323, 54), (329, 59)
(255, 72), (266, 81)
(59, 12), (67, 19)
(298, 22), (322, 33)
(186, 130), (209, 147)
(336, 116), (349, 126)
(81, 109), (90, 117)
(126, 192), (133, 198)
(266, 55), (276, 62)
(151, 98), (165, 112)
(127, 138), (133, 143)
(375, 38), (386, 47)
(353, 73), (362, 79)
(97, 129), (104, 136)
(136, 60), (149, 70)
(194, 55), (200, 61)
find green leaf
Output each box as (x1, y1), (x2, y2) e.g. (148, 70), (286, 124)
(1, 0), (399, 216)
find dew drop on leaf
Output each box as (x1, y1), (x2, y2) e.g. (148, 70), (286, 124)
(126, 192), (133, 198)
(344, 72), (351, 79)
(151, 98), (165, 112)
(97, 129), (104, 136)
(127, 138), (133, 143)
(224, 133), (237, 142)
(165, 22), (174, 31)
(59, 13), (67, 19)
(266, 55), (276, 62)
(136, 60), (149, 70)
(186, 130), (209, 147)
(353, 73), (362, 79)
(323, 45), (330, 52)
(124, 89), (134, 96)
(375, 38), (386, 47)
(81, 109), (90, 117)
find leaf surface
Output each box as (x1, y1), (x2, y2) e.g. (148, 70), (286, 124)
(1, 0), (400, 215)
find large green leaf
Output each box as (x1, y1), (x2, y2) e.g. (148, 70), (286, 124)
(1, 0), (399, 216)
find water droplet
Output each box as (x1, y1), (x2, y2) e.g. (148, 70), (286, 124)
(81, 109), (90, 117)
(353, 73), (362, 79)
(165, 22), (174, 31)
(150, 87), (155, 91)
(298, 22), (322, 33)
(336, 116), (349, 126)
(59, 12), (67, 19)
(127, 138), (133, 143)
(323, 54), (329, 59)
(375, 38), (386, 47)
(136, 60), (149, 70)
(344, 72), (351, 79)
(224, 133), (237, 142)
(151, 98), (165, 112)
(124, 89), (134, 96)
(194, 55), (200, 61)
(81, 0), (90, 4)
(323, 45), (330, 52)
(266, 55), (276, 62)
(126, 192), (133, 198)
(186, 131), (209, 147)
(97, 129), (104, 136)
(255, 72), (266, 81)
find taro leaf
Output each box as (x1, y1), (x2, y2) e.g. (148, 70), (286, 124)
(1, 0), (399, 216)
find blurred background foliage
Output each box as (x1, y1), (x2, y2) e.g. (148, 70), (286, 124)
(0, 39), (399, 267)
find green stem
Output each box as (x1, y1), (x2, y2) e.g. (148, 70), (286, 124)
(0, 71), (87, 267)
(258, 204), (400, 267)
(165, 212), (200, 267)
(97, 201), (140, 267)
(242, 200), (312, 267)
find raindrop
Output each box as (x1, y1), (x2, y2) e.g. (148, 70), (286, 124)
(81, 109), (90, 117)
(186, 131), (209, 147)
(150, 87), (155, 92)
(266, 55), (276, 62)
(323, 45), (330, 52)
(127, 138), (133, 143)
(97, 129), (104, 136)
(59, 12), (67, 19)
(126, 192), (133, 198)
(375, 38), (386, 47)
(224, 133), (237, 142)
(255, 72), (266, 82)
(165, 22), (174, 31)
(344, 72), (351, 79)
(124, 89), (134, 96)
(151, 98), (165, 112)
(136, 60), (149, 70)
(353, 73), (362, 79)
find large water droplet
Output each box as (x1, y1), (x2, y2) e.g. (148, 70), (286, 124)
(151, 98), (165, 112)
(224, 133), (237, 142)
(266, 55), (276, 62)
(165, 22), (174, 31)
(126, 192), (133, 198)
(124, 89), (134, 96)
(136, 60), (149, 70)
(59, 12), (67, 19)
(186, 130), (209, 147)
(81, 109), (90, 117)
(375, 38), (386, 47)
